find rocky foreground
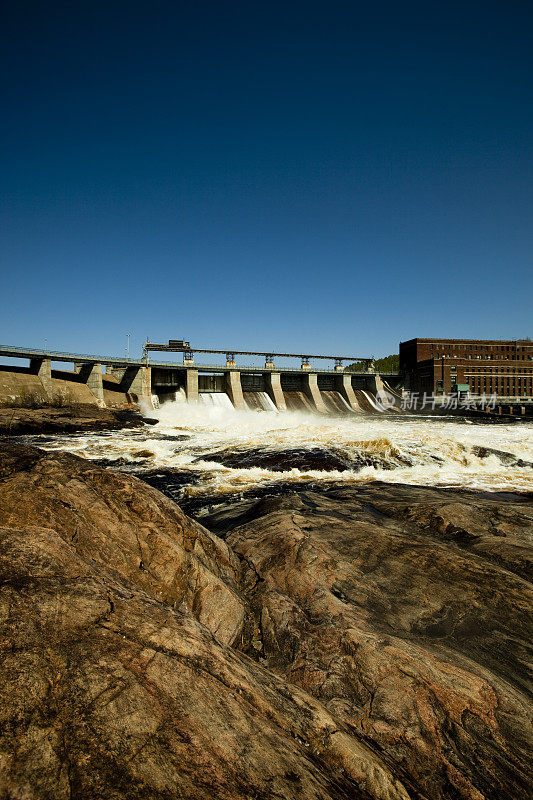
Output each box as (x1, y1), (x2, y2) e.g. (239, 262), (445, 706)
(0, 442), (531, 800)
(0, 405), (154, 436)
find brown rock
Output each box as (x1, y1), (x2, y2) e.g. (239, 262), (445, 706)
(1, 442), (531, 799)
(0, 444), (410, 800)
(0, 443), (244, 645)
(219, 483), (533, 800)
(0, 405), (147, 436)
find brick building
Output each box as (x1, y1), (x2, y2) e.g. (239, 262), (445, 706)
(399, 338), (533, 398)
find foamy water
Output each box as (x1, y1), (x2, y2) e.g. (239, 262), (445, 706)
(24, 393), (533, 497)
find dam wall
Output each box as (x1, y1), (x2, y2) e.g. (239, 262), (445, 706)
(0, 362), (387, 414)
(149, 368), (388, 414)
(0, 364), (137, 408)
(0, 347), (398, 414)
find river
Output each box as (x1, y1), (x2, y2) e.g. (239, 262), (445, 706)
(23, 394), (533, 506)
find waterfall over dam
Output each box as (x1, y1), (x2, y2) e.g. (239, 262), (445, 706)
(148, 366), (400, 413)
(151, 373), (395, 414)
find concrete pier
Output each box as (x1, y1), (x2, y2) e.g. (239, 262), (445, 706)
(305, 373), (327, 413)
(265, 372), (286, 411)
(225, 371), (245, 410)
(366, 374), (385, 395)
(336, 374), (359, 411)
(109, 365), (152, 402)
(77, 362), (104, 404)
(186, 369), (198, 401)
(29, 357), (52, 399)
(130, 366), (152, 402)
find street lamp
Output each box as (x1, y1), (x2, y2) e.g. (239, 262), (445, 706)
(126, 334), (130, 358)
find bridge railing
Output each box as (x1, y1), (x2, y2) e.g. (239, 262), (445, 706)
(0, 345), (144, 365)
(0, 346), (398, 375)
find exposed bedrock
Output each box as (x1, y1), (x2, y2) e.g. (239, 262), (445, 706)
(0, 444), (409, 800)
(0, 442), (531, 799)
(220, 484), (533, 800)
(0, 444), (244, 646)
(0, 405), (152, 436)
(194, 444), (413, 472)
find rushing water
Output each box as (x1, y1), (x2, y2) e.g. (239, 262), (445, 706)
(24, 393), (533, 499)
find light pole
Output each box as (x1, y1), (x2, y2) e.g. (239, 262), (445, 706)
(126, 334), (130, 358)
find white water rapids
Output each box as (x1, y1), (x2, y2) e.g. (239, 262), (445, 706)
(27, 393), (533, 497)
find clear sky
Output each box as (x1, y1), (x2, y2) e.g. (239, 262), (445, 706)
(1, 0), (532, 363)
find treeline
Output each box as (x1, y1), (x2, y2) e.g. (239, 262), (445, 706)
(347, 354), (399, 372)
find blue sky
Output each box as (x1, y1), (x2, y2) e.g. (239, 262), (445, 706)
(1, 0), (532, 364)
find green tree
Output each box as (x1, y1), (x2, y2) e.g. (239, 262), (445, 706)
(346, 354), (399, 372)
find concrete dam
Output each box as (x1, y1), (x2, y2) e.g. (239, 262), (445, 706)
(0, 342), (402, 413)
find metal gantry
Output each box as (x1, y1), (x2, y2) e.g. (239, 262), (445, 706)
(143, 339), (373, 370)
